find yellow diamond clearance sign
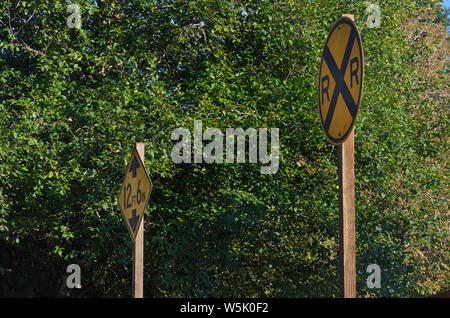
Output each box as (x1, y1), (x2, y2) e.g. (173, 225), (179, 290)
(318, 17), (364, 145)
(118, 147), (152, 241)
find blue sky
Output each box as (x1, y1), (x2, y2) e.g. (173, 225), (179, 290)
(440, 0), (450, 32)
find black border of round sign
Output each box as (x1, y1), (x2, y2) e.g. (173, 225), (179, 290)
(318, 17), (364, 146)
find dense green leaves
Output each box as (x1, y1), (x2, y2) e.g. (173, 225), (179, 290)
(0, 0), (448, 297)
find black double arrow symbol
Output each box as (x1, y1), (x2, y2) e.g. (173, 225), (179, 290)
(128, 155), (140, 232)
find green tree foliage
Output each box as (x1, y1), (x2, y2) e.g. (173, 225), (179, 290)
(0, 0), (448, 297)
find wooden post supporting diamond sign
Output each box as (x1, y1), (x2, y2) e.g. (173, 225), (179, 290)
(118, 143), (152, 298)
(318, 14), (363, 298)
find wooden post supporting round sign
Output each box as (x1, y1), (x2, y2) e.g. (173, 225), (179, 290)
(318, 14), (363, 298)
(338, 128), (356, 298)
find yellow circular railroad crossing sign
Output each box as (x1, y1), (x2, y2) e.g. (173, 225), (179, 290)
(318, 17), (364, 145)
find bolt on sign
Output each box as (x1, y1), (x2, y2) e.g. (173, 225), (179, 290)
(318, 16), (364, 145)
(118, 146), (152, 241)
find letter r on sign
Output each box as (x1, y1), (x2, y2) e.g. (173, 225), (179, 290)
(350, 57), (359, 89)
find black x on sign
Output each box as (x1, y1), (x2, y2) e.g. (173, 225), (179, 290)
(318, 17), (364, 145)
